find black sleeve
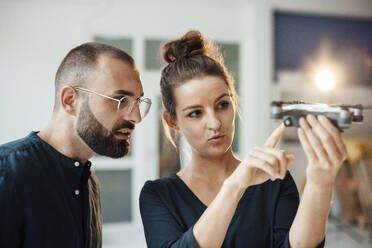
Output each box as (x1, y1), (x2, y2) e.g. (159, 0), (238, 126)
(0, 155), (24, 248)
(139, 181), (199, 248)
(273, 172), (325, 248)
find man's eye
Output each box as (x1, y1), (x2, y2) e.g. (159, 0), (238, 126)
(118, 97), (130, 109)
(217, 101), (229, 110)
(188, 110), (201, 118)
(114, 96), (125, 100)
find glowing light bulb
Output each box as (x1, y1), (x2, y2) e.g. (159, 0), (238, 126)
(315, 70), (335, 91)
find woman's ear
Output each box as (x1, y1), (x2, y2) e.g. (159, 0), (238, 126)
(163, 112), (179, 131)
(60, 86), (79, 116)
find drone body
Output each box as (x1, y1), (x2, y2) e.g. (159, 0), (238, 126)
(270, 101), (369, 131)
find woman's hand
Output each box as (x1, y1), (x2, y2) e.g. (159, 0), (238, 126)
(298, 115), (347, 189)
(227, 124), (294, 190)
(288, 115), (347, 247)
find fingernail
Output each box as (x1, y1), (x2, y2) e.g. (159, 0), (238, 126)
(319, 115), (326, 121)
(307, 114), (315, 122)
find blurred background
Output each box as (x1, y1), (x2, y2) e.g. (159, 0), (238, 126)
(1, 0), (372, 247)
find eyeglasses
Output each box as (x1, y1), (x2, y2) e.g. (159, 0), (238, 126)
(74, 86), (152, 120)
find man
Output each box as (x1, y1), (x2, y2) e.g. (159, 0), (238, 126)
(0, 42), (151, 248)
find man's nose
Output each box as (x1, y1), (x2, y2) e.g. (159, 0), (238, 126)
(123, 103), (142, 123)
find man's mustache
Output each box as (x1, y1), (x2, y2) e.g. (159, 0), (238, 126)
(112, 121), (135, 132)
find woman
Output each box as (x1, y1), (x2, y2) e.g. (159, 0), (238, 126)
(139, 31), (346, 248)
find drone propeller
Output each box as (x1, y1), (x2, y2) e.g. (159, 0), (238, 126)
(271, 100), (372, 110)
(271, 100), (307, 106)
(328, 104), (372, 110)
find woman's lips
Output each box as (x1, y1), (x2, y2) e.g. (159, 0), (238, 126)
(208, 135), (225, 143)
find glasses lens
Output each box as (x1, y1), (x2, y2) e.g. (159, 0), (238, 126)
(118, 97), (130, 110)
(139, 98), (151, 119)
(118, 97), (151, 119)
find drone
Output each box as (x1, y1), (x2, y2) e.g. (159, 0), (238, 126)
(270, 101), (372, 131)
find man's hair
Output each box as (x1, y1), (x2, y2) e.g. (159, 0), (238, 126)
(53, 42), (135, 111)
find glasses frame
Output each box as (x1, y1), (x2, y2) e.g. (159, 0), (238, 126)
(74, 86), (152, 119)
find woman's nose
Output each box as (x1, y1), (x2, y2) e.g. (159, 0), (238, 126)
(206, 112), (221, 130)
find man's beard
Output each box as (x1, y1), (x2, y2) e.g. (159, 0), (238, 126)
(76, 100), (134, 158)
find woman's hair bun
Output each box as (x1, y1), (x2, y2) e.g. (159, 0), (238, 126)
(162, 30), (208, 63)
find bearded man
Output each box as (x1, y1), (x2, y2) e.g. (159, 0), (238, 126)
(0, 42), (152, 248)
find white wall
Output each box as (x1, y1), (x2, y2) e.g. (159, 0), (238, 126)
(0, 0), (244, 143)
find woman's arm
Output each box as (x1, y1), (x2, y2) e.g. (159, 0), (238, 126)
(192, 177), (245, 248)
(289, 115), (347, 248)
(193, 124), (294, 248)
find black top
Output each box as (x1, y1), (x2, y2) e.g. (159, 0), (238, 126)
(140, 172), (325, 248)
(0, 132), (101, 248)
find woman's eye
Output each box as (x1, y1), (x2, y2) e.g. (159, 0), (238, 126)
(188, 110), (201, 118)
(217, 101), (229, 110)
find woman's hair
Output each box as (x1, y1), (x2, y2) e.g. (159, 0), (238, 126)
(160, 30), (237, 147)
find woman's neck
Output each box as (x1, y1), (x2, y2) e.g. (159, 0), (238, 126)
(178, 148), (241, 185)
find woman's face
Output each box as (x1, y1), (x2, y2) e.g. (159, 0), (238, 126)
(172, 75), (236, 157)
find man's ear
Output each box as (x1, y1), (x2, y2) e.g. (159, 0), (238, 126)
(60, 86), (80, 116)
(163, 112), (179, 131)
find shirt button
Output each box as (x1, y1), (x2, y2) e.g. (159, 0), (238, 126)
(74, 189), (80, 195)
(74, 161), (80, 167)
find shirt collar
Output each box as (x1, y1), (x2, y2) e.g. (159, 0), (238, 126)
(28, 131), (92, 175)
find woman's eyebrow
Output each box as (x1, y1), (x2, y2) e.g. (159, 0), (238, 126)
(182, 93), (229, 112)
(182, 104), (202, 112)
(215, 93), (229, 102)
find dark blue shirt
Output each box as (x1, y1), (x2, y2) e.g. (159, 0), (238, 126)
(140, 172), (325, 248)
(0, 132), (101, 248)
